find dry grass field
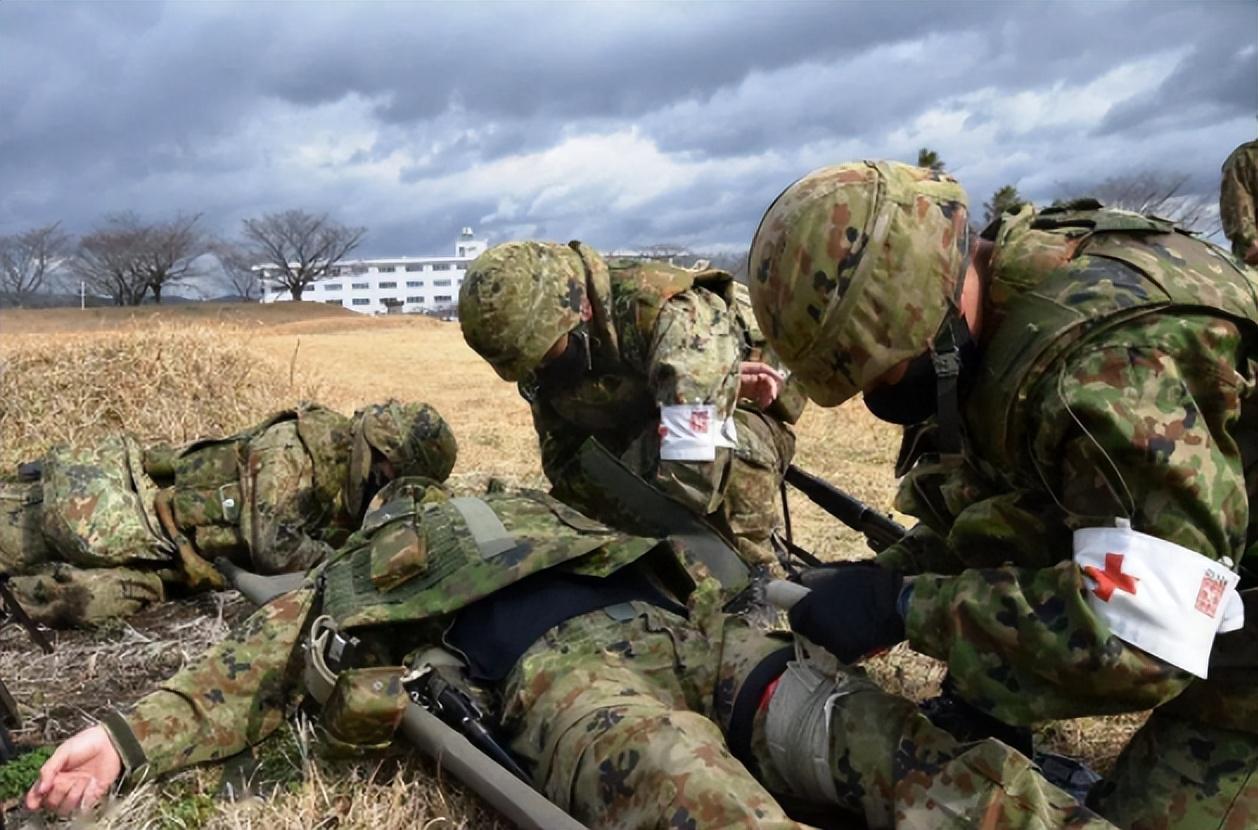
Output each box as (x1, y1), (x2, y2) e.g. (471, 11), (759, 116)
(0, 303), (1136, 829)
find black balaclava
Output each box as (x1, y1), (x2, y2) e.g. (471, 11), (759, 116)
(862, 323), (980, 426)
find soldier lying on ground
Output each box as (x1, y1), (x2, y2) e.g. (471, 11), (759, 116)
(25, 480), (1111, 829)
(458, 240), (805, 577)
(748, 159), (1258, 827)
(0, 400), (456, 626)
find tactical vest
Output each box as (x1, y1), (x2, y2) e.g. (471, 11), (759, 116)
(966, 204), (1258, 479)
(305, 482), (694, 749)
(167, 405), (352, 558)
(319, 485), (684, 630)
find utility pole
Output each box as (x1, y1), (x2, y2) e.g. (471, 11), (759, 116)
(80, 280), (85, 310)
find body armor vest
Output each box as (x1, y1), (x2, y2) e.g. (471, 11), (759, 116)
(318, 484), (687, 631)
(967, 204), (1258, 477)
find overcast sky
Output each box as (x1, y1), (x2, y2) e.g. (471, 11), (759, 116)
(1, 1), (1254, 261)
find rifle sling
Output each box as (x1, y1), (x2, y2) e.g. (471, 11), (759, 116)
(575, 439), (749, 592)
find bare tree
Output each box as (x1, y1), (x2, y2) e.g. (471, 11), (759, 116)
(0, 222), (71, 304)
(1055, 170), (1220, 236)
(66, 212), (205, 306)
(209, 238), (264, 301)
(137, 213), (205, 303)
(69, 214), (151, 306)
(983, 184), (1028, 225)
(917, 148), (946, 173)
(241, 210), (366, 300)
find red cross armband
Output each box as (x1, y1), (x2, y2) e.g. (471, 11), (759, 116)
(1074, 519), (1244, 678)
(658, 404), (737, 462)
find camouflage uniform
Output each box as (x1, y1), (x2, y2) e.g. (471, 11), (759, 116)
(1, 401), (456, 627)
(1221, 139), (1258, 261)
(460, 241), (803, 572)
(93, 484), (1103, 829)
(748, 160), (1258, 828)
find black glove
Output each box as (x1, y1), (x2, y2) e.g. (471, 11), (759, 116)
(788, 562), (906, 663)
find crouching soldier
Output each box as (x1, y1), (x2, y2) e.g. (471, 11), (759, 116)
(27, 481), (1111, 829)
(0, 400), (456, 626)
(458, 241), (805, 578)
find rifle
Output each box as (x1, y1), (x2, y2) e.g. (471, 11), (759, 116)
(0, 574), (54, 763)
(215, 559), (588, 830)
(784, 465), (907, 552)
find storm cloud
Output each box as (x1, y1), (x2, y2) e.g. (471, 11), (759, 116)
(1, 1), (1254, 262)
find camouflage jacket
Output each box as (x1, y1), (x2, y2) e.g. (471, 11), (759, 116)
(529, 249), (798, 529)
(159, 404), (355, 575)
(1221, 139), (1258, 258)
(877, 204), (1258, 730)
(100, 484), (693, 780)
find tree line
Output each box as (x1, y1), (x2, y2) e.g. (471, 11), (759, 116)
(0, 209), (365, 307)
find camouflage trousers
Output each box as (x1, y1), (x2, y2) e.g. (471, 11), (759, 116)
(501, 603), (1108, 830)
(499, 602), (802, 829)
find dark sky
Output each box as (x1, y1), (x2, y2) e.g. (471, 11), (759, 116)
(1, 1), (1254, 259)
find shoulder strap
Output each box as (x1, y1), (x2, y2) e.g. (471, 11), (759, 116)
(449, 497), (517, 559)
(575, 438), (749, 594)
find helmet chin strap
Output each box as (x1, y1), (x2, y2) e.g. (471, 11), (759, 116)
(929, 224), (974, 459)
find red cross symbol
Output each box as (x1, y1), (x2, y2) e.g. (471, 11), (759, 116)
(1083, 553), (1140, 602)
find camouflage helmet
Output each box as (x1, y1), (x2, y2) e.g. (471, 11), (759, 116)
(347, 401), (457, 516)
(747, 160), (970, 407)
(458, 241), (588, 382)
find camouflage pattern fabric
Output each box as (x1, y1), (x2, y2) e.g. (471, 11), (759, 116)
(40, 434), (172, 569)
(171, 404), (356, 575)
(1221, 139), (1258, 259)
(346, 400), (458, 518)
(874, 216), (1258, 824)
(236, 419), (340, 574)
(0, 479), (47, 573)
(747, 161), (970, 408)
(97, 489), (1103, 829)
(742, 664), (1109, 829)
(463, 240), (795, 573)
(747, 160), (1258, 827)
(5, 403), (453, 626)
(459, 241), (588, 382)
(723, 408), (795, 570)
(6, 563), (166, 628)
(500, 604), (801, 829)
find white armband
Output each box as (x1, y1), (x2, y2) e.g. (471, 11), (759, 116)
(658, 404), (737, 461)
(1074, 519), (1243, 678)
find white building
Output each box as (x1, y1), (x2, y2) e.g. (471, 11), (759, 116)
(260, 228), (488, 314)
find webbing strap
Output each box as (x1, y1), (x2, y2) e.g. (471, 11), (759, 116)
(575, 438), (750, 593)
(450, 497), (518, 559)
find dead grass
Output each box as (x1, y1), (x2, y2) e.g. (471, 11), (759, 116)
(0, 325), (333, 470)
(0, 301), (361, 336)
(0, 303), (1141, 827)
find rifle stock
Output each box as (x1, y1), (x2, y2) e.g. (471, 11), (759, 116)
(784, 465), (907, 552)
(0, 573), (54, 763)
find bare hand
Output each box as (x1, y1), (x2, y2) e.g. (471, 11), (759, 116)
(739, 361), (785, 408)
(1245, 241), (1258, 266)
(25, 725), (122, 817)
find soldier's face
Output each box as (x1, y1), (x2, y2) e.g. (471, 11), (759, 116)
(532, 323), (592, 392)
